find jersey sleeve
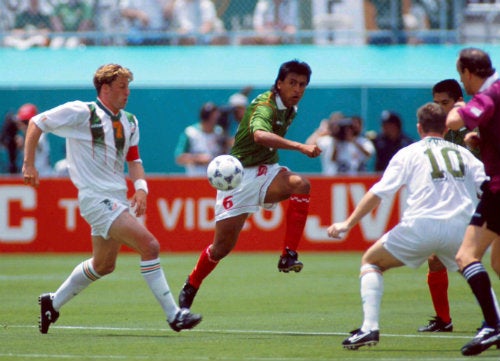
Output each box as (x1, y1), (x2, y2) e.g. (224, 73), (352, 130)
(249, 104), (274, 134)
(369, 149), (408, 200)
(458, 93), (495, 130)
(33, 101), (90, 137)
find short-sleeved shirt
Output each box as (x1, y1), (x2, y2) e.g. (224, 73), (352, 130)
(231, 91), (297, 167)
(458, 74), (500, 191)
(33, 99), (140, 193)
(370, 137), (486, 224)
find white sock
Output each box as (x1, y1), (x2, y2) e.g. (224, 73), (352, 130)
(360, 264), (383, 332)
(52, 259), (101, 311)
(140, 258), (179, 322)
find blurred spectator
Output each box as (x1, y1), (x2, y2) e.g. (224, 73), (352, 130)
(364, 0), (419, 44)
(120, 0), (174, 45)
(312, 0), (365, 45)
(50, 0), (93, 48)
(306, 113), (374, 175)
(351, 115), (376, 171)
(16, 103), (54, 176)
(217, 87), (252, 141)
(371, 110), (415, 172)
(174, 102), (230, 176)
(93, 0), (128, 45)
(0, 111), (22, 174)
(4, 0), (52, 50)
(241, 0), (298, 45)
(172, 0), (227, 45)
(0, 1), (17, 33)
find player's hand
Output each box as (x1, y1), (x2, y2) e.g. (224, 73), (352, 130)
(22, 164), (40, 188)
(327, 221), (350, 239)
(131, 190), (147, 217)
(464, 131), (480, 150)
(301, 144), (322, 158)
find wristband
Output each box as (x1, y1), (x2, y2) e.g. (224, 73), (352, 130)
(134, 179), (148, 194)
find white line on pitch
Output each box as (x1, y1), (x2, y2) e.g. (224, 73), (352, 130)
(4, 324), (474, 340)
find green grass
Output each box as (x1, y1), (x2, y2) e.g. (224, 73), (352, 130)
(1, 252), (499, 360)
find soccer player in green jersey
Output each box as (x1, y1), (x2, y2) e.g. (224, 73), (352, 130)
(179, 59), (322, 310)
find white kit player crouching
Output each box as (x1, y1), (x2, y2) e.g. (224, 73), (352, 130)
(22, 64), (201, 334)
(327, 102), (486, 350)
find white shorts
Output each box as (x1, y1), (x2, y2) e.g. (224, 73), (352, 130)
(215, 163), (287, 222)
(381, 217), (466, 271)
(78, 189), (129, 239)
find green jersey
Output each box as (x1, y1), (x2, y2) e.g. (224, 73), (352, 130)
(231, 91), (297, 167)
(444, 127), (481, 160)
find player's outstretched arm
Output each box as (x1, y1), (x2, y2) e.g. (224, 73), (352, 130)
(327, 191), (381, 239)
(22, 121), (43, 188)
(253, 130), (321, 157)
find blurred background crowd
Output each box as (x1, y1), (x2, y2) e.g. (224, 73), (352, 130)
(0, 0), (499, 48)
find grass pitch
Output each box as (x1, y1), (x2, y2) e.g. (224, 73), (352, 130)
(1, 252), (499, 360)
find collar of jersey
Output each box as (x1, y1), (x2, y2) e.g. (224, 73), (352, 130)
(96, 98), (121, 118)
(275, 94), (298, 112)
(479, 72), (499, 92)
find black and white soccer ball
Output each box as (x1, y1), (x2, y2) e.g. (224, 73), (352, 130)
(207, 155), (244, 191)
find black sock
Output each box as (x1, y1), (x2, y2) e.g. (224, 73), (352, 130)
(462, 262), (499, 328)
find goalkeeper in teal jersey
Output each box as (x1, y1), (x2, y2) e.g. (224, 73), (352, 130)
(179, 60), (322, 311)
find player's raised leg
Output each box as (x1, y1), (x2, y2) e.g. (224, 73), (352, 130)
(266, 170), (311, 273)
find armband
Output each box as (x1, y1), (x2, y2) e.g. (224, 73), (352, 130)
(134, 179), (148, 194)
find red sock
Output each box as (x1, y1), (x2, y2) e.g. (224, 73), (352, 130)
(428, 269), (451, 323)
(282, 194), (310, 255)
(188, 245), (219, 289)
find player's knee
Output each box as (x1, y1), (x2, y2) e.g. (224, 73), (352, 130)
(455, 252), (468, 272)
(140, 237), (160, 259)
(289, 174), (310, 194)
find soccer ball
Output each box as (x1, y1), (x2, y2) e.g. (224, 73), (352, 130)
(207, 155), (244, 191)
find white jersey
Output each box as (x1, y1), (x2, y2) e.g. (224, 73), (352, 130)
(370, 136), (486, 223)
(33, 100), (140, 193)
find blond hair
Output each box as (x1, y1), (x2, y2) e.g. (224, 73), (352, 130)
(93, 64), (133, 95)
